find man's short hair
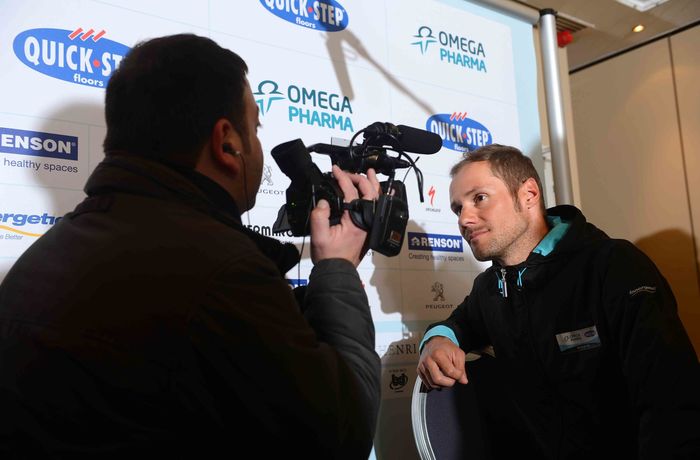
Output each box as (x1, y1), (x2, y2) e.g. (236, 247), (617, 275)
(103, 34), (249, 167)
(450, 144), (546, 212)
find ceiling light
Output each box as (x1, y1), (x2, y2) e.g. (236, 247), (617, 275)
(615, 0), (670, 12)
(632, 24), (645, 33)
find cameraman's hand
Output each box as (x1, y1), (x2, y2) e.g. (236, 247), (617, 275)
(310, 165), (380, 267)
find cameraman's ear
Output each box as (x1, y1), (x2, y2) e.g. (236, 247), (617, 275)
(209, 118), (244, 175)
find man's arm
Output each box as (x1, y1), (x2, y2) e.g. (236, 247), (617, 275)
(417, 294), (489, 389)
(188, 166), (382, 458)
(302, 258), (380, 455)
(602, 240), (700, 459)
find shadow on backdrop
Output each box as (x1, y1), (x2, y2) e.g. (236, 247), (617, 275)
(0, 102), (103, 282)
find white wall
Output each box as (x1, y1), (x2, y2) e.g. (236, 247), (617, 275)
(570, 25), (700, 356)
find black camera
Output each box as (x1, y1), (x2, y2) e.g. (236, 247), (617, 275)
(270, 122), (441, 257)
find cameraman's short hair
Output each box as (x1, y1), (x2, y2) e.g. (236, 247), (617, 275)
(103, 34), (248, 167)
(450, 144), (546, 212)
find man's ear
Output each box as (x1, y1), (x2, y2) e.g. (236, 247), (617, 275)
(209, 118), (243, 175)
(520, 177), (541, 210)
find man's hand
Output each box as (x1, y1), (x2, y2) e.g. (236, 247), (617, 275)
(310, 165), (380, 267)
(417, 336), (468, 389)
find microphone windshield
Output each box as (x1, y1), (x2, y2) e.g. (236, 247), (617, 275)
(396, 125), (443, 154)
(363, 122), (442, 154)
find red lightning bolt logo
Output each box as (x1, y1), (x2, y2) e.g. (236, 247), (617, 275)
(428, 186), (436, 207)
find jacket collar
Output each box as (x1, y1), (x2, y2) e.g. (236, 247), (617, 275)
(84, 154), (300, 274)
(487, 204), (607, 274)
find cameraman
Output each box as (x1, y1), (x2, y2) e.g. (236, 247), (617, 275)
(0, 34), (381, 459)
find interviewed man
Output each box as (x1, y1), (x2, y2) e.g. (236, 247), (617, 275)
(418, 144), (700, 459)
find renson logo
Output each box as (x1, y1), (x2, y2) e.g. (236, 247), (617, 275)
(0, 212), (61, 238)
(287, 278), (309, 288)
(13, 28), (130, 88)
(0, 127), (78, 160)
(426, 112), (492, 152)
(408, 232), (463, 253)
(260, 0), (348, 31)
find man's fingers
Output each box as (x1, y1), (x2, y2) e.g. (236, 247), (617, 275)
(333, 165), (380, 201)
(309, 199), (330, 236)
(459, 371), (469, 384)
(351, 167), (380, 200)
(366, 168), (381, 196)
(442, 360), (467, 384)
(332, 165), (359, 202)
(419, 359), (458, 389)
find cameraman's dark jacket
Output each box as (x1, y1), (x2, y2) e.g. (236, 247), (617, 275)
(0, 155), (381, 459)
(423, 205), (700, 460)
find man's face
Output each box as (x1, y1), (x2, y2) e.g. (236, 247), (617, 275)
(239, 80), (264, 210)
(449, 161), (528, 263)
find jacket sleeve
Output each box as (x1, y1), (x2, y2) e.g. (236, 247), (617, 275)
(302, 258), (381, 454)
(601, 240), (700, 459)
(186, 253), (380, 459)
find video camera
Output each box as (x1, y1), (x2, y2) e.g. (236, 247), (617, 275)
(271, 122), (442, 257)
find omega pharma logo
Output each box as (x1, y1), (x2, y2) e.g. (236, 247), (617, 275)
(260, 0), (349, 31)
(411, 25), (487, 73)
(253, 79), (354, 132)
(13, 27), (130, 88)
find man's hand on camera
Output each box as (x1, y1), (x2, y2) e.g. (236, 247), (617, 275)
(310, 165), (380, 267)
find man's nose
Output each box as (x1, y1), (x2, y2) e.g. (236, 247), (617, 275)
(459, 205), (476, 226)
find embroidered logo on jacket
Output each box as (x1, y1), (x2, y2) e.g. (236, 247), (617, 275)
(629, 286), (656, 296)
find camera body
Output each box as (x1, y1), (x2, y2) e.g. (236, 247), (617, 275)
(270, 138), (410, 257)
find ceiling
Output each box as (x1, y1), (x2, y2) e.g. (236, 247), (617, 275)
(514, 0), (700, 71)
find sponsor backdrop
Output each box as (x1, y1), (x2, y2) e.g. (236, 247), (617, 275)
(0, 1), (540, 458)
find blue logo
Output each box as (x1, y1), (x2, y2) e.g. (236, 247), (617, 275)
(254, 80), (286, 116)
(260, 0), (349, 31)
(287, 278), (308, 288)
(0, 211), (61, 238)
(13, 28), (130, 88)
(253, 78), (354, 132)
(0, 127), (78, 161)
(426, 113), (492, 152)
(408, 232), (463, 253)
(411, 26), (436, 55)
(411, 25), (487, 73)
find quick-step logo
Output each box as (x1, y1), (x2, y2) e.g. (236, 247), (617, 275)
(260, 0), (348, 31)
(0, 127), (78, 161)
(13, 28), (130, 88)
(427, 112), (492, 152)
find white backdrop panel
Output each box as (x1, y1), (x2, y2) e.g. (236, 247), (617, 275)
(0, 1), (541, 459)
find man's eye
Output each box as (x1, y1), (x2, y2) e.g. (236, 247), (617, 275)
(475, 194), (487, 203)
(452, 206), (461, 216)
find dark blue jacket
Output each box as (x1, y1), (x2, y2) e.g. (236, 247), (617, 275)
(424, 205), (700, 459)
(0, 155), (380, 459)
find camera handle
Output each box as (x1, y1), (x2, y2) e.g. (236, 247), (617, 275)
(343, 199), (375, 231)
(343, 191), (409, 257)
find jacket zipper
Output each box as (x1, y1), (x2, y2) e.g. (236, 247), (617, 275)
(500, 267), (508, 298)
